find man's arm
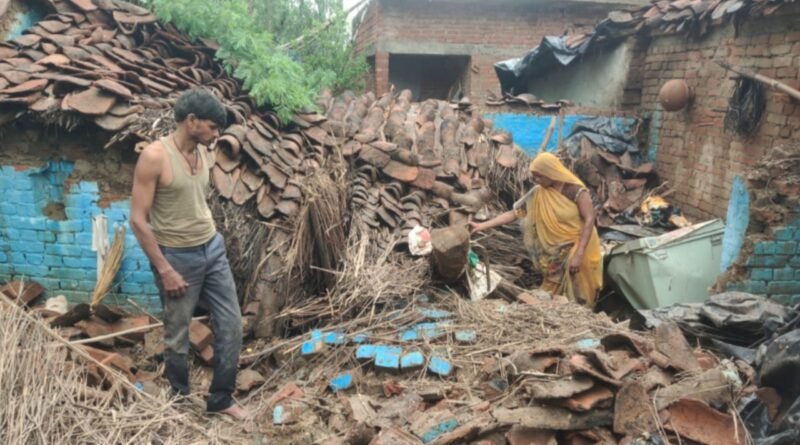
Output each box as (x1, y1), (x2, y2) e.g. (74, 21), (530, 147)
(130, 145), (188, 297)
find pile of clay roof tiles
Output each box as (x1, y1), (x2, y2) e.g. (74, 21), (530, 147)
(0, 0), (526, 250)
(561, 0), (794, 51)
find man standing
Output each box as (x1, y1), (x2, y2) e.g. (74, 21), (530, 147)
(130, 89), (247, 419)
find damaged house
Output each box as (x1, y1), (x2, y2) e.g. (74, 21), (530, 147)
(352, 0), (651, 104)
(492, 0), (800, 304)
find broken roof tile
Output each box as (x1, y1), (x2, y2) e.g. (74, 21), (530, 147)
(63, 87), (116, 114)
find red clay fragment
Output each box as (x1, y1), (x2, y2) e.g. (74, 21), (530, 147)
(663, 398), (745, 445)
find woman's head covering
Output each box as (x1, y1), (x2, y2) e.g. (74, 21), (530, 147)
(529, 153), (585, 187)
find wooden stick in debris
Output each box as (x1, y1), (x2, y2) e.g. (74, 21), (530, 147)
(717, 61), (800, 102)
(537, 116), (556, 154)
(69, 316), (209, 345)
(0, 291), (149, 401)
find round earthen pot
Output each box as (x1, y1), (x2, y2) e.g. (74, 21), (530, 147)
(658, 79), (692, 111)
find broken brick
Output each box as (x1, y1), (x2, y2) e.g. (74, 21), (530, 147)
(506, 426), (556, 445)
(110, 314), (153, 342)
(0, 280), (45, 306)
(188, 320), (214, 351)
(198, 345), (214, 365)
(267, 382), (305, 407)
(236, 369), (266, 393)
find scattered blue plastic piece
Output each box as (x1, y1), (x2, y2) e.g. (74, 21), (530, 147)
(329, 373), (354, 392)
(356, 344), (378, 360)
(273, 405), (286, 424)
(417, 308), (452, 319)
(323, 331), (346, 345)
(400, 329), (419, 342)
(417, 294), (430, 303)
(421, 418), (459, 444)
(416, 322), (446, 340)
(310, 329), (323, 341)
(575, 338), (600, 350)
(400, 351), (425, 370)
(455, 330), (477, 343)
(134, 381), (144, 391)
(375, 347), (402, 370)
(428, 357), (453, 376)
(301, 340), (324, 356)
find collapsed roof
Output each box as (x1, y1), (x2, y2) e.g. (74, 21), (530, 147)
(495, 0), (796, 92)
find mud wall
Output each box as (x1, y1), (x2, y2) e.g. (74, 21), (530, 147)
(0, 124), (160, 311)
(632, 5), (800, 220)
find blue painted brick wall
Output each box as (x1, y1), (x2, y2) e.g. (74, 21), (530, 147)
(727, 218), (800, 305)
(0, 162), (160, 312)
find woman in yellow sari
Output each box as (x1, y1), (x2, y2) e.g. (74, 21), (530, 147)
(471, 153), (603, 306)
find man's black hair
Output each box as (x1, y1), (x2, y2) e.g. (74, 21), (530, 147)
(174, 89), (227, 128)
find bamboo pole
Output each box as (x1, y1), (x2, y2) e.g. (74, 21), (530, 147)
(717, 61), (800, 102)
(537, 116), (557, 155)
(70, 316), (209, 346)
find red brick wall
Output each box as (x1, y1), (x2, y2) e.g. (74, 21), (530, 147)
(636, 9), (800, 220)
(353, 0), (610, 104)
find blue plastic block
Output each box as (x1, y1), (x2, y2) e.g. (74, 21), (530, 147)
(421, 418), (459, 444)
(323, 331), (346, 345)
(310, 330), (323, 341)
(400, 329), (419, 342)
(400, 351), (425, 370)
(416, 322), (447, 340)
(428, 357), (453, 377)
(575, 338), (601, 350)
(272, 405), (287, 425)
(417, 308), (452, 320)
(329, 373), (354, 392)
(375, 348), (401, 371)
(455, 330), (477, 344)
(301, 340), (324, 356)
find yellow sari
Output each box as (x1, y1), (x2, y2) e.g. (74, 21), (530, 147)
(514, 153), (603, 306)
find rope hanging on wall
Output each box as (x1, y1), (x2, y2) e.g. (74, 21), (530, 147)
(724, 77), (766, 136)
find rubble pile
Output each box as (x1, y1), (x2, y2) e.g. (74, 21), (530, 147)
(6, 275), (762, 445)
(746, 142), (800, 232)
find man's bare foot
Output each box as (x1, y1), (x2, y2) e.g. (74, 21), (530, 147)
(216, 404), (249, 420)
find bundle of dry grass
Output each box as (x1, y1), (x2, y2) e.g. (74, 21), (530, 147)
(0, 297), (246, 444)
(90, 226), (125, 310)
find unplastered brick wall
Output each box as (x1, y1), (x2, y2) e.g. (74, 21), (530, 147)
(634, 6), (800, 220)
(354, 0), (608, 103)
(0, 125), (159, 312)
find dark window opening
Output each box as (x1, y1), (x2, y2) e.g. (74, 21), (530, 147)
(389, 54), (470, 101)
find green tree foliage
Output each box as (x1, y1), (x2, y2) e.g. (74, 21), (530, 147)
(141, 0), (367, 121)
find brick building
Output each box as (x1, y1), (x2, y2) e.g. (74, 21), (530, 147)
(494, 0), (800, 303)
(352, 0), (649, 103)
